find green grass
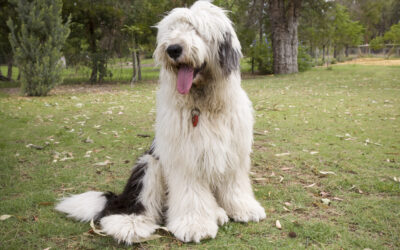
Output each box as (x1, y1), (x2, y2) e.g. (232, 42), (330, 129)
(0, 64), (399, 249)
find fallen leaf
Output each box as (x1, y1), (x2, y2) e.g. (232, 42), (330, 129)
(90, 219), (107, 236)
(306, 183), (316, 188)
(276, 220), (282, 229)
(253, 177), (267, 184)
(319, 171), (336, 176)
(321, 198), (331, 205)
(319, 191), (330, 197)
(275, 152), (291, 157)
(84, 151), (92, 158)
(281, 167), (293, 171)
(0, 215), (13, 221)
(83, 137), (94, 143)
(288, 232), (297, 238)
(284, 202), (292, 207)
(310, 151), (319, 155)
(332, 197), (344, 201)
(279, 176), (284, 183)
(93, 160), (113, 166)
(26, 144), (45, 150)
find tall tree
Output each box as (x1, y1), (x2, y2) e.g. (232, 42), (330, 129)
(0, 0), (17, 80)
(62, 0), (123, 83)
(120, 0), (168, 84)
(8, 0), (70, 96)
(268, 0), (302, 74)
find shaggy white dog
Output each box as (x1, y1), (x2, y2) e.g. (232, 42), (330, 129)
(56, 0), (266, 244)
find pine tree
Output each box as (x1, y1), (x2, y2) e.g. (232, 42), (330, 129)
(7, 0), (70, 96)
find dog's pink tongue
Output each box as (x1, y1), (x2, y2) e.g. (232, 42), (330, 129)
(177, 65), (194, 94)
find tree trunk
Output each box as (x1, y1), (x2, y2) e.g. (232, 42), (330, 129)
(7, 60), (13, 80)
(251, 56), (255, 74)
(259, 0), (264, 43)
(130, 50), (137, 86)
(322, 45), (326, 62)
(333, 46), (337, 58)
(326, 45), (330, 67)
(88, 19), (98, 83)
(136, 51), (142, 81)
(90, 62), (98, 83)
(269, 0), (302, 74)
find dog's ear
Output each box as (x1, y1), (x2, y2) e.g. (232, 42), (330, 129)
(218, 32), (241, 75)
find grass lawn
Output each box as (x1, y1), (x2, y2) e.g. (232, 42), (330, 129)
(0, 64), (399, 249)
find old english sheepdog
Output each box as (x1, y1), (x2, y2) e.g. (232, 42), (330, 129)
(56, 1), (266, 244)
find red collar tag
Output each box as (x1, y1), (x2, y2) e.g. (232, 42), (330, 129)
(191, 108), (200, 127)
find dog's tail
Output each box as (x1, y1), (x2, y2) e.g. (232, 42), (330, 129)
(55, 160), (148, 222)
(55, 190), (108, 222)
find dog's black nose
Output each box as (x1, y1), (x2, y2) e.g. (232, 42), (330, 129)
(166, 44), (182, 60)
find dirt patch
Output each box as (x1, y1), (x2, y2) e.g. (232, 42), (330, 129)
(339, 58), (400, 66)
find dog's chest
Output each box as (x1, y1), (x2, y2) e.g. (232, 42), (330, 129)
(156, 106), (243, 175)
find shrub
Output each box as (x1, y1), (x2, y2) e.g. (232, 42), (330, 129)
(7, 0), (70, 96)
(249, 37), (274, 74)
(298, 45), (313, 72)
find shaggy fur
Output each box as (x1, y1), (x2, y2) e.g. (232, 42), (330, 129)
(56, 0), (265, 244)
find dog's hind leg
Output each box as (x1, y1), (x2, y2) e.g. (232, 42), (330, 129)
(98, 154), (165, 244)
(56, 146), (165, 245)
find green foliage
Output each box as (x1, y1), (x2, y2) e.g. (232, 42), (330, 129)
(62, 0), (123, 83)
(332, 4), (364, 50)
(0, 0), (16, 65)
(384, 22), (400, 44)
(297, 45), (313, 72)
(369, 36), (385, 50)
(7, 0), (70, 96)
(249, 37), (273, 74)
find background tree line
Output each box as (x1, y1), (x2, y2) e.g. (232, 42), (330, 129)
(0, 0), (399, 95)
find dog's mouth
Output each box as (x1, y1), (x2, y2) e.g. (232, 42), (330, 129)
(176, 62), (206, 95)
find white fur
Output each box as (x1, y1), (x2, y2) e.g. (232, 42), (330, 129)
(153, 1), (266, 242)
(56, 1), (265, 244)
(55, 191), (106, 222)
(100, 214), (159, 244)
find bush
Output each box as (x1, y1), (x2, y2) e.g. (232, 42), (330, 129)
(369, 36), (385, 51)
(249, 37), (274, 74)
(7, 0), (70, 96)
(298, 45), (313, 72)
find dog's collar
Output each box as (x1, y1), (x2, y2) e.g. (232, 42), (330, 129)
(191, 108), (200, 127)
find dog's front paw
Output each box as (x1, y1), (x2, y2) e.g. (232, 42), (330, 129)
(215, 207), (229, 226)
(228, 199), (266, 223)
(168, 215), (218, 243)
